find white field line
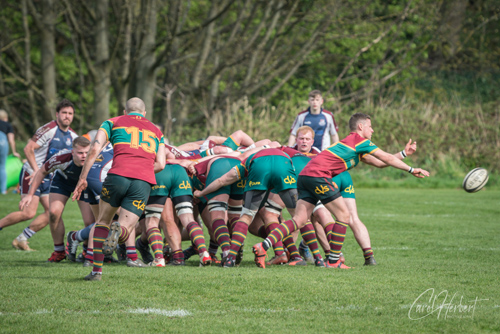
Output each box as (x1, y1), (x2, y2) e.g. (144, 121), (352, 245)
(1, 304), (498, 317)
(372, 246), (500, 251)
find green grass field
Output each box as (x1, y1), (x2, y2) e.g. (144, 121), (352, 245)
(0, 188), (498, 333)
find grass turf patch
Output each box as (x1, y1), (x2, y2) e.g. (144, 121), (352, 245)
(0, 189), (498, 333)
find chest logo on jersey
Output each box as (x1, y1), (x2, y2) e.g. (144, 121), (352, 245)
(237, 180), (246, 188)
(315, 185), (330, 195)
(66, 138), (72, 146)
(284, 176), (296, 184)
(179, 181), (191, 190)
(133, 200), (146, 211)
(319, 119), (326, 126)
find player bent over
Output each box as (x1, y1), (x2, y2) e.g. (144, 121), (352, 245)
(253, 113), (430, 269)
(142, 161), (211, 267)
(194, 148), (298, 268)
(19, 137), (90, 262)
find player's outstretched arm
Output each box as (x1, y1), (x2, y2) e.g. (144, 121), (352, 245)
(372, 149), (429, 178)
(362, 139), (418, 168)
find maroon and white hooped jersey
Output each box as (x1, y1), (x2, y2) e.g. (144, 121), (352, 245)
(22, 120), (78, 174)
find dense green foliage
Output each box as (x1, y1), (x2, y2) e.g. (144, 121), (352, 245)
(1, 189), (499, 333)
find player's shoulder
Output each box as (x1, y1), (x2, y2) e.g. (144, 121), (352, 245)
(46, 149), (73, 168)
(33, 120), (58, 139)
(321, 109), (335, 117)
(311, 146), (322, 154)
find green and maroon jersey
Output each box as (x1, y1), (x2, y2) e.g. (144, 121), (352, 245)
(300, 132), (378, 178)
(234, 148), (291, 179)
(99, 112), (164, 185)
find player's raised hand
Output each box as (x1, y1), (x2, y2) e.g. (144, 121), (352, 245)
(405, 139), (417, 156)
(72, 179), (88, 201)
(411, 168), (429, 178)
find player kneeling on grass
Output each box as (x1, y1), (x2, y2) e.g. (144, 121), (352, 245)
(19, 136), (91, 262)
(252, 113), (430, 269)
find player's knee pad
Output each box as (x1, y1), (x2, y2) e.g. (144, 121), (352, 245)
(207, 199), (228, 212)
(144, 206), (163, 219)
(175, 201), (193, 216)
(228, 204), (242, 215)
(312, 201), (325, 214)
(241, 206), (258, 219)
(264, 198), (283, 215)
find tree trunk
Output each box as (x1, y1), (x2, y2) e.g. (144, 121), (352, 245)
(131, 0), (157, 120)
(93, 0), (110, 125)
(39, 0), (57, 120)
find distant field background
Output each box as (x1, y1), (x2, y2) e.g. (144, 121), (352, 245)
(0, 187), (498, 333)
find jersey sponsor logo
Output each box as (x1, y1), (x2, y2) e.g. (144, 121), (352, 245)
(369, 142), (375, 146)
(53, 138), (60, 141)
(132, 200), (146, 211)
(152, 185), (166, 190)
(249, 181), (261, 187)
(237, 180), (246, 188)
(179, 181), (191, 190)
(344, 185), (355, 194)
(284, 176), (296, 184)
(304, 121), (312, 125)
(315, 185), (330, 195)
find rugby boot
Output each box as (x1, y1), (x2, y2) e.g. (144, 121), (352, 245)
(84, 272), (102, 281)
(163, 244), (172, 263)
(235, 246), (244, 266)
(135, 238), (154, 264)
(199, 251), (212, 267)
(12, 238), (35, 251)
(126, 258), (147, 267)
(103, 254), (119, 263)
(102, 221), (121, 256)
(47, 251), (66, 263)
(167, 258), (185, 266)
(266, 253), (288, 266)
(210, 253), (221, 265)
(116, 244), (127, 262)
(340, 252), (346, 264)
(76, 251), (86, 263)
(364, 255), (377, 266)
(252, 242), (267, 269)
(182, 245), (197, 261)
(288, 256), (307, 266)
(149, 258), (166, 267)
(299, 243), (314, 264)
(326, 259), (351, 269)
(66, 231), (79, 262)
(222, 257), (236, 268)
(314, 257), (326, 267)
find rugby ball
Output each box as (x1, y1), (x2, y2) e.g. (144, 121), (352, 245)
(462, 168), (489, 193)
